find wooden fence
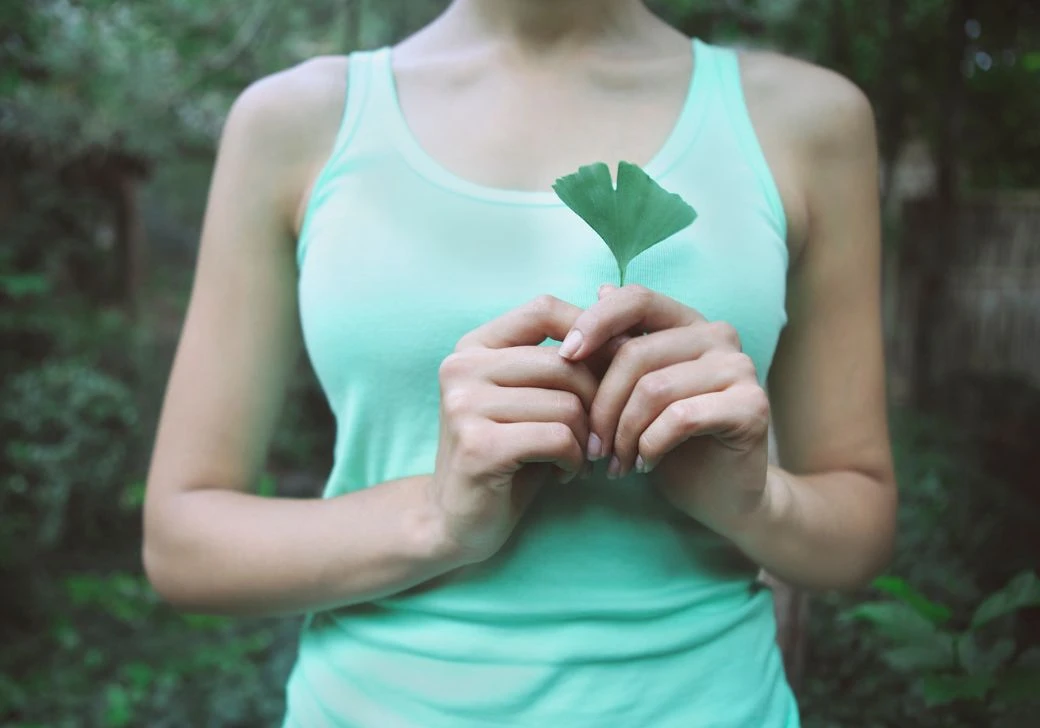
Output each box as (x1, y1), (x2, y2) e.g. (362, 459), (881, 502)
(888, 191), (1040, 401)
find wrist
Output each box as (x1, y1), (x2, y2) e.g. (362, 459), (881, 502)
(723, 466), (793, 553)
(410, 476), (473, 570)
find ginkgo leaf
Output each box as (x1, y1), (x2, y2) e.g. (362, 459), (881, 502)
(553, 161), (697, 285)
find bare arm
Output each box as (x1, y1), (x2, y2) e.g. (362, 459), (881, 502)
(142, 59), (462, 616)
(556, 57), (897, 594)
(737, 60), (898, 591)
(143, 59), (597, 616)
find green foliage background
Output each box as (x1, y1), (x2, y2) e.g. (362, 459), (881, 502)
(1, 1), (1038, 726)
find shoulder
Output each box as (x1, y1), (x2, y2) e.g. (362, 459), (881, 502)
(732, 48), (878, 256)
(737, 48), (876, 159)
(740, 48), (877, 149)
(225, 55), (350, 147)
(217, 56), (351, 224)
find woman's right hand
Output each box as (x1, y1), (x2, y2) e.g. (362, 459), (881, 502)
(427, 295), (602, 565)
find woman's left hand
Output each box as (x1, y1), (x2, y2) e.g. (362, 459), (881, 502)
(558, 283), (771, 537)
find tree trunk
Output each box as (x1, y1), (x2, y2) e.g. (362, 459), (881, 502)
(111, 171), (146, 317)
(912, 0), (971, 405)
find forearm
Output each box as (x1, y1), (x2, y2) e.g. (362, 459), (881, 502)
(728, 466), (897, 592)
(143, 475), (463, 617)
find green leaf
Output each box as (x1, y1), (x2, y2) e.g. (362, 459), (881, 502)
(0, 273), (50, 299)
(841, 601), (943, 645)
(882, 638), (957, 672)
(920, 674), (994, 707)
(553, 161), (697, 285)
(958, 634), (1015, 676)
(872, 575), (953, 625)
(103, 684), (134, 728)
(971, 571), (1040, 629)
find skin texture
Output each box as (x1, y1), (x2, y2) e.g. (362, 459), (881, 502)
(143, 0), (895, 616)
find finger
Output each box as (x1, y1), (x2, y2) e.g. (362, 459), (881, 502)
(457, 295), (584, 351)
(636, 386), (771, 470)
(584, 333), (633, 381)
(612, 355), (751, 475)
(559, 284), (704, 361)
(588, 328), (740, 461)
(482, 388), (589, 458)
(496, 421), (585, 483)
(481, 346), (600, 411)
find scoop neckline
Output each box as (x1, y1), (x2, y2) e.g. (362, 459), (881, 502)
(376, 38), (711, 206)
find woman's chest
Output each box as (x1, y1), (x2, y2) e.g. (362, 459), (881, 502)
(297, 170), (788, 409)
(392, 52), (693, 194)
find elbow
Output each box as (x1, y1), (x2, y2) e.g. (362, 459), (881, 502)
(142, 539), (178, 608)
(142, 539), (233, 615)
(142, 496), (222, 615)
(141, 533), (202, 613)
(832, 530), (895, 594)
(832, 476), (899, 594)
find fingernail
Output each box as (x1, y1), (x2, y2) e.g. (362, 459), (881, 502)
(607, 455), (621, 480)
(635, 456), (646, 473)
(599, 283), (618, 296)
(587, 433), (603, 461)
(559, 329), (583, 359)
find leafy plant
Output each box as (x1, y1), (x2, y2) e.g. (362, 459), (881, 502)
(0, 571), (296, 728)
(843, 571), (1040, 711)
(553, 161), (697, 285)
(0, 361), (138, 551)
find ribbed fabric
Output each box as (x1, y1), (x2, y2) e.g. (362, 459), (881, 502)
(285, 38), (797, 727)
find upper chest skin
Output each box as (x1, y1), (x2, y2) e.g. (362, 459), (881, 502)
(388, 39), (810, 261)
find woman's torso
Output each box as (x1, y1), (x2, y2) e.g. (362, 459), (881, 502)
(284, 36), (799, 727)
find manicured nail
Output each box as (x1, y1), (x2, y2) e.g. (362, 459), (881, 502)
(607, 455), (621, 480)
(587, 433), (603, 461)
(559, 329), (583, 359)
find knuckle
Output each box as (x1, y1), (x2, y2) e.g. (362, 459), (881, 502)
(441, 387), (474, 419)
(615, 335), (645, 367)
(708, 321), (741, 349)
(529, 294), (560, 318)
(560, 392), (586, 427)
(731, 352), (757, 379)
(670, 399), (699, 430)
(453, 334), (473, 353)
(454, 419), (488, 461)
(745, 386), (771, 423)
(625, 284), (653, 306)
(637, 432), (659, 461)
(546, 421), (575, 452)
(439, 351), (469, 380)
(636, 371), (671, 406)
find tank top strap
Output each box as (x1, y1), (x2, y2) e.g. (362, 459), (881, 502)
(361, 46), (397, 114)
(325, 46), (397, 157)
(335, 45), (414, 157)
(702, 41), (788, 239)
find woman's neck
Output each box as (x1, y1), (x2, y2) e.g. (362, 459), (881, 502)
(439, 0), (656, 55)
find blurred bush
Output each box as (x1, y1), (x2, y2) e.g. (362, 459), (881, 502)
(800, 408), (1040, 728)
(1, 360), (138, 551)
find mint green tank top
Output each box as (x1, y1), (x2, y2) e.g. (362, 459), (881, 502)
(284, 37), (798, 727)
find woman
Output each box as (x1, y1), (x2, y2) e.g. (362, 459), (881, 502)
(143, 0), (897, 725)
